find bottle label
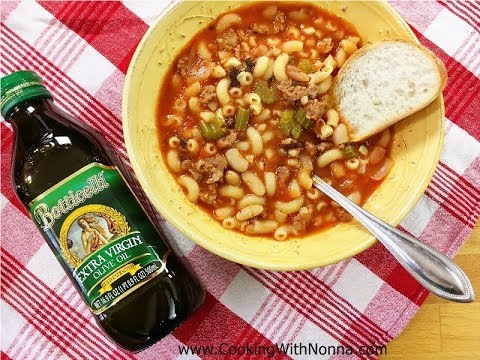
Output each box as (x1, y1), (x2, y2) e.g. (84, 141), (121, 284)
(28, 163), (169, 314)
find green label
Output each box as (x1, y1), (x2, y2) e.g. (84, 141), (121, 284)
(28, 163), (169, 314)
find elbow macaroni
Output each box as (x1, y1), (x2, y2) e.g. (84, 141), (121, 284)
(309, 64), (333, 84)
(245, 93), (261, 105)
(237, 71), (253, 86)
(317, 149), (344, 168)
(178, 176), (199, 203)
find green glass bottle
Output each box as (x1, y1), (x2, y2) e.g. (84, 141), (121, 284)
(1, 71), (204, 352)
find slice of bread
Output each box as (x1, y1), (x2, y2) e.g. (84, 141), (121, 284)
(333, 39), (447, 142)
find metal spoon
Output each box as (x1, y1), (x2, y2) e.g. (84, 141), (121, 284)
(312, 175), (474, 303)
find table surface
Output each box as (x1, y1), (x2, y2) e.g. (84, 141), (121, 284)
(381, 220), (480, 359)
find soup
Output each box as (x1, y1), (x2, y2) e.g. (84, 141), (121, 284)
(156, 2), (393, 240)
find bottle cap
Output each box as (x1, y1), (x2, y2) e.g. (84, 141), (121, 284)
(0, 70), (52, 118)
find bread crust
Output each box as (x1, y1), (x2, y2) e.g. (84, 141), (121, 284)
(333, 39), (447, 142)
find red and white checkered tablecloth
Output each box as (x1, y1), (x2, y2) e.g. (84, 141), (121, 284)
(1, 1), (479, 359)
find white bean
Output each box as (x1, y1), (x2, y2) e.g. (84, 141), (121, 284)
(235, 204), (264, 221)
(246, 127), (263, 155)
(242, 172), (266, 196)
(216, 78), (231, 106)
(225, 170), (241, 186)
(246, 220), (278, 234)
(253, 56), (270, 78)
(273, 53), (289, 81)
(359, 145), (369, 156)
(238, 194), (265, 209)
(275, 196), (304, 214)
(265, 172), (276, 197)
(225, 148), (249, 172)
(214, 207), (234, 220)
(219, 185), (244, 199)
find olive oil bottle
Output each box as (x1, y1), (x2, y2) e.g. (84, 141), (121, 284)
(1, 71), (204, 352)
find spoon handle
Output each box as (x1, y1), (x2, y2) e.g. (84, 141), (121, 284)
(312, 175), (474, 303)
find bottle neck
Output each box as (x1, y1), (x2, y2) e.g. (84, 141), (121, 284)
(7, 98), (56, 145)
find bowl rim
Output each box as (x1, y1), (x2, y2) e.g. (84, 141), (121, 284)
(122, 0), (445, 270)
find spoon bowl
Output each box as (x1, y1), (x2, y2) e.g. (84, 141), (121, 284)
(312, 175), (474, 303)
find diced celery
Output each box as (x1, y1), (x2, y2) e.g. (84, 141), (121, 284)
(291, 123), (303, 139)
(235, 108), (250, 130)
(278, 110), (295, 137)
(298, 60), (314, 74)
(342, 145), (357, 158)
(254, 80), (280, 104)
(294, 108), (311, 129)
(199, 120), (228, 140)
(199, 120), (214, 139)
(211, 115), (225, 128)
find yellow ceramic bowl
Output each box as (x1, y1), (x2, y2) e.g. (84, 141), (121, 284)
(123, 1), (445, 271)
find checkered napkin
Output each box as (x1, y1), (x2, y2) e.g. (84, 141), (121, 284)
(1, 1), (479, 359)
